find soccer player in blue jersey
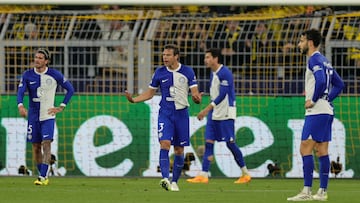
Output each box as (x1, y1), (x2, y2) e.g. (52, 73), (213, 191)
(125, 44), (202, 192)
(17, 48), (74, 186)
(187, 48), (251, 184)
(287, 29), (344, 201)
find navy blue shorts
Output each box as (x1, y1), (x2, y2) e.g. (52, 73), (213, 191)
(27, 119), (55, 143)
(301, 114), (334, 142)
(158, 108), (190, 147)
(205, 119), (235, 142)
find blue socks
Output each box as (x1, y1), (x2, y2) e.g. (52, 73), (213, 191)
(302, 155), (314, 187)
(40, 163), (49, 178)
(159, 149), (170, 178)
(202, 142), (214, 172)
(226, 142), (246, 168)
(302, 154), (329, 190)
(319, 155), (330, 189)
(172, 154), (184, 183)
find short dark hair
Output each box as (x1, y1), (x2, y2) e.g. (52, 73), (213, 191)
(302, 29), (322, 47)
(164, 44), (179, 56)
(206, 48), (222, 62)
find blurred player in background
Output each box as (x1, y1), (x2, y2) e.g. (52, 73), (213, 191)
(49, 154), (67, 176)
(17, 48), (74, 186)
(125, 44), (202, 192)
(287, 29), (344, 201)
(187, 48), (251, 184)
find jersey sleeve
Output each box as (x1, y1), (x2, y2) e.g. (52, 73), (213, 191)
(17, 73), (28, 105)
(51, 69), (75, 106)
(328, 70), (345, 102)
(213, 69), (231, 105)
(187, 68), (198, 88)
(149, 69), (160, 89)
(309, 60), (327, 103)
(60, 79), (75, 106)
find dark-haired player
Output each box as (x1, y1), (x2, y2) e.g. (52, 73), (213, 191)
(125, 44), (202, 191)
(287, 29), (344, 201)
(17, 48), (74, 185)
(187, 48), (251, 184)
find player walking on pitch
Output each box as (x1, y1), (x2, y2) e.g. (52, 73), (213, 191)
(17, 48), (74, 185)
(125, 44), (202, 191)
(187, 48), (251, 184)
(287, 29), (344, 201)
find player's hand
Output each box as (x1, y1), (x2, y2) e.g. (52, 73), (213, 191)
(18, 105), (28, 118)
(305, 100), (314, 109)
(125, 90), (135, 103)
(192, 92), (203, 104)
(48, 106), (65, 116)
(197, 109), (207, 121)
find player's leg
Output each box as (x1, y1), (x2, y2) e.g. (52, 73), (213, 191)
(313, 115), (333, 201)
(219, 119), (251, 183)
(288, 115), (318, 201)
(159, 142), (171, 191)
(186, 141), (213, 184)
(187, 119), (215, 183)
(27, 120), (45, 185)
(287, 140), (316, 201)
(158, 111), (173, 191)
(171, 109), (189, 184)
(170, 146), (184, 192)
(171, 146), (185, 183)
(32, 142), (42, 180)
(313, 143), (329, 201)
(226, 141), (251, 184)
(170, 108), (190, 191)
(27, 120), (42, 174)
(35, 119), (55, 185)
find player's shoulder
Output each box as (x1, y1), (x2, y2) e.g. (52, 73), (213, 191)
(179, 64), (195, 74)
(22, 68), (36, 78)
(45, 68), (67, 82)
(309, 52), (327, 64)
(218, 65), (232, 76)
(46, 67), (63, 76)
(180, 64), (193, 70)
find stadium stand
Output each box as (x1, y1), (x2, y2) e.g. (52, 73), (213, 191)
(0, 6), (358, 95)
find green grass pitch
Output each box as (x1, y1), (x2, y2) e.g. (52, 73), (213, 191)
(0, 177), (358, 203)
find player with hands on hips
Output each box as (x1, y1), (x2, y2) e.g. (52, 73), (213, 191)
(287, 29), (344, 201)
(17, 48), (74, 186)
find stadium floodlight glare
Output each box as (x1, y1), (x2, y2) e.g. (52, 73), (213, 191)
(0, 0), (360, 5)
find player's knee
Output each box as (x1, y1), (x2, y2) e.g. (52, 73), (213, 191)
(173, 146), (184, 155)
(315, 148), (328, 157)
(160, 140), (171, 150)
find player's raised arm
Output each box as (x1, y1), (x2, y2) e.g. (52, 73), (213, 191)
(125, 88), (156, 103)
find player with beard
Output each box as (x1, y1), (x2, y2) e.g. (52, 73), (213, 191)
(287, 29), (344, 201)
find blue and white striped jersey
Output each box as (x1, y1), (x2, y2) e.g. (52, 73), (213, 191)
(149, 63), (198, 110)
(17, 67), (74, 121)
(305, 51), (344, 116)
(209, 65), (236, 120)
